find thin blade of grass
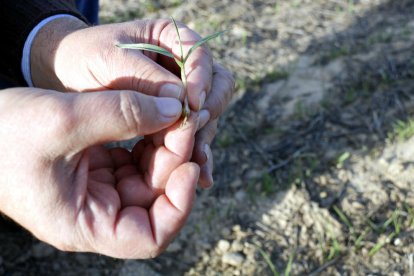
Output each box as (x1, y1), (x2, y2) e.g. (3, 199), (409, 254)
(183, 30), (226, 63)
(368, 232), (396, 257)
(284, 248), (296, 276)
(116, 43), (174, 59)
(355, 228), (370, 249)
(255, 244), (280, 276)
(170, 17), (184, 61)
(392, 210), (401, 234)
(333, 205), (354, 233)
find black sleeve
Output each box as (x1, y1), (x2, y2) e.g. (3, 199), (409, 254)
(0, 0), (88, 85)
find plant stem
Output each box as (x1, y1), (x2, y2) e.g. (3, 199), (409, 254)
(180, 65), (190, 125)
(171, 16), (190, 125)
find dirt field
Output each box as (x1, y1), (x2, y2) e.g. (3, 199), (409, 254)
(2, 0), (414, 275)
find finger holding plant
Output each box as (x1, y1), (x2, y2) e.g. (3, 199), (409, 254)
(117, 17), (225, 124)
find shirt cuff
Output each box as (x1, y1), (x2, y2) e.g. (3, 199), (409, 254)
(21, 14), (79, 87)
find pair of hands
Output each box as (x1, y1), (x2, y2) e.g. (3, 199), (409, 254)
(0, 18), (233, 258)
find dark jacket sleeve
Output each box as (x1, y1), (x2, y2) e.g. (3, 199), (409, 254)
(0, 0), (88, 85)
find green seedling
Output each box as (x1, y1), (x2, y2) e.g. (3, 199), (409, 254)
(117, 17), (225, 125)
(255, 244), (280, 276)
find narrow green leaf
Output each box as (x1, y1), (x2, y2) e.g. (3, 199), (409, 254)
(184, 30), (226, 63)
(368, 232), (396, 257)
(116, 43), (174, 59)
(170, 17), (184, 61)
(333, 205), (353, 233)
(255, 244), (280, 276)
(284, 248), (296, 276)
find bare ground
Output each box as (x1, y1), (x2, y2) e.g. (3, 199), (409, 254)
(2, 0), (414, 275)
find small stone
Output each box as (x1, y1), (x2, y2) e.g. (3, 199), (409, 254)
(262, 214), (272, 225)
(231, 241), (244, 252)
(217, 240), (231, 253)
(233, 270), (241, 276)
(198, 241), (212, 251)
(319, 191), (328, 199)
(351, 201), (364, 210)
(222, 252), (245, 267)
(319, 175), (328, 186)
(119, 260), (160, 276)
(230, 179), (243, 189)
(221, 228), (231, 237)
(166, 240), (182, 253)
(32, 242), (55, 258)
(75, 253), (90, 266)
(235, 190), (247, 201)
(393, 238), (402, 247)
(245, 169), (263, 179)
(232, 225), (242, 233)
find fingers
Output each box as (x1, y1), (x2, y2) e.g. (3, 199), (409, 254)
(92, 163), (199, 259)
(202, 63), (235, 120)
(62, 90), (182, 151)
(143, 113), (199, 190)
(149, 162), (199, 251)
(116, 114), (198, 208)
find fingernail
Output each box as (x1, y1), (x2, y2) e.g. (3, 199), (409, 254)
(155, 98), (182, 120)
(205, 163), (214, 189)
(198, 90), (206, 111)
(203, 144), (210, 161)
(159, 83), (183, 99)
(198, 110), (210, 130)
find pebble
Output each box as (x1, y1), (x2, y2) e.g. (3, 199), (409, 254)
(231, 241), (244, 252)
(230, 179), (243, 189)
(32, 242), (55, 258)
(119, 260), (160, 276)
(262, 214), (272, 225)
(235, 190), (247, 201)
(166, 241), (182, 253)
(319, 191), (328, 199)
(393, 238), (402, 247)
(217, 240), (231, 253)
(222, 252), (245, 267)
(75, 253), (90, 266)
(245, 169), (262, 179)
(221, 228), (231, 237)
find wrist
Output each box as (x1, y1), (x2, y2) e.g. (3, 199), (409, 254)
(30, 17), (88, 90)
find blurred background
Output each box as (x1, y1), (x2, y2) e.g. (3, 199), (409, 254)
(2, 0), (414, 275)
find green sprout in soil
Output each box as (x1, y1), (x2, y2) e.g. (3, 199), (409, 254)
(117, 17), (225, 125)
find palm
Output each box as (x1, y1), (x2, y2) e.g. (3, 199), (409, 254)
(72, 116), (198, 258)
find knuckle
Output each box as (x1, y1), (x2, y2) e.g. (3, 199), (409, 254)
(119, 91), (143, 135)
(45, 96), (76, 140)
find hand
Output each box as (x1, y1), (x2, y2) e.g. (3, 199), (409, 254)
(31, 17), (211, 110)
(0, 87), (199, 258)
(31, 17), (234, 187)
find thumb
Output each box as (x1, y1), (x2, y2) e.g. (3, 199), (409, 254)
(65, 90), (182, 149)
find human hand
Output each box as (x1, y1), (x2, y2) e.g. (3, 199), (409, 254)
(31, 17), (211, 110)
(31, 17), (234, 187)
(0, 87), (199, 258)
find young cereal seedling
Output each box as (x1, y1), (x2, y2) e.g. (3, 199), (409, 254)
(117, 17), (225, 125)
